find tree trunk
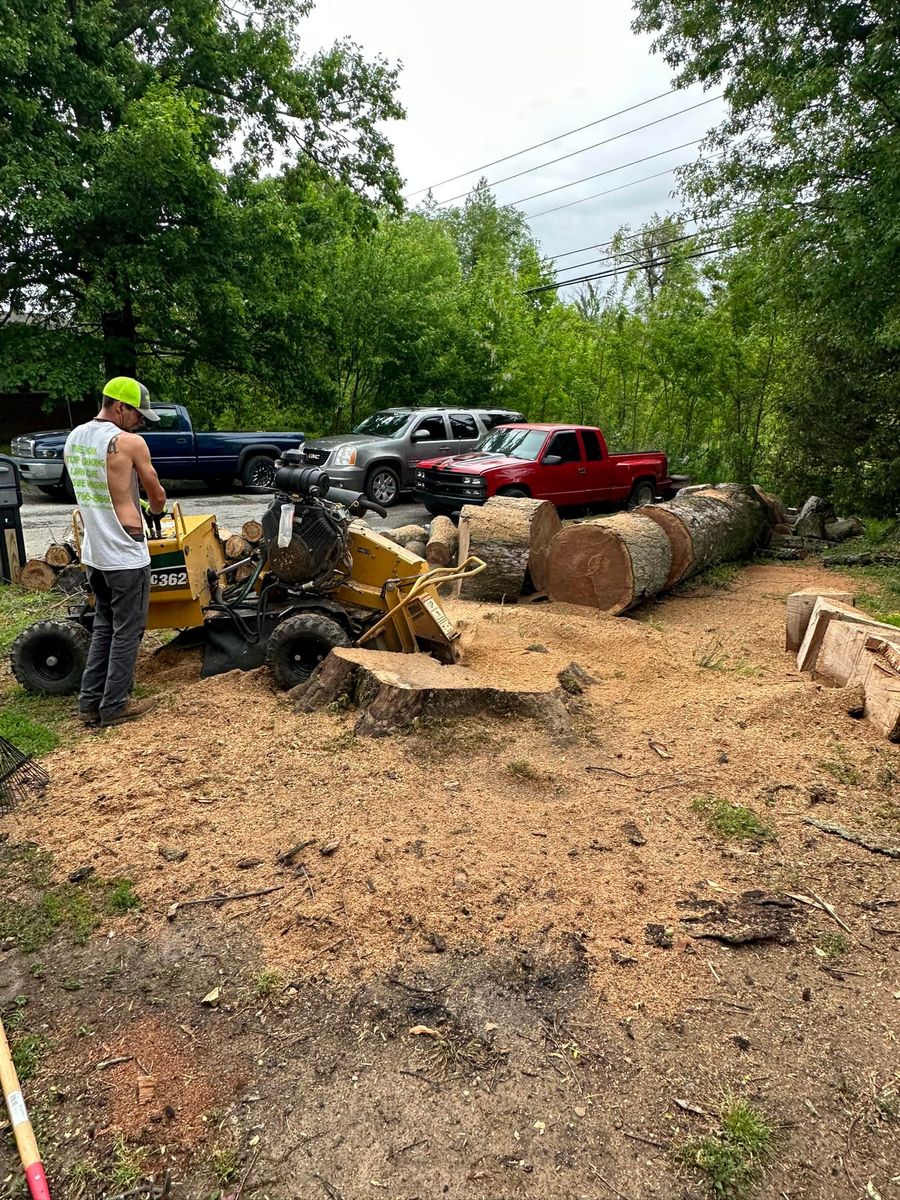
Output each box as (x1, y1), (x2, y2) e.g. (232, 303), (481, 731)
(19, 560), (57, 591)
(824, 518), (864, 542)
(425, 516), (458, 567)
(101, 290), (138, 378)
(44, 543), (77, 568)
(792, 496), (835, 539)
(545, 485), (773, 615)
(241, 520), (264, 544)
(380, 524), (428, 548)
(456, 496), (561, 601)
(546, 513), (672, 613)
(54, 564), (87, 594)
(291, 647), (575, 741)
(224, 535), (252, 560)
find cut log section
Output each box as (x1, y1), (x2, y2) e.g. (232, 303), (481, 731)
(797, 597), (900, 673)
(425, 515), (459, 567)
(792, 496), (835, 539)
(291, 647), (575, 740)
(54, 564), (87, 594)
(381, 524), (428, 548)
(547, 513), (672, 614)
(456, 496), (561, 602)
(813, 622), (900, 740)
(241, 520), (264, 544)
(44, 543), (77, 568)
(224, 535), (252, 560)
(19, 559), (57, 592)
(785, 589), (855, 653)
(405, 540), (426, 560)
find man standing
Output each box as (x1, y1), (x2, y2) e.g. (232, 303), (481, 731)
(64, 377), (166, 726)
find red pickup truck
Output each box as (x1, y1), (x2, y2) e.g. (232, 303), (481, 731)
(413, 423), (673, 514)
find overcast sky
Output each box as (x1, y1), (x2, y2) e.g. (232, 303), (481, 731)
(301, 0), (725, 284)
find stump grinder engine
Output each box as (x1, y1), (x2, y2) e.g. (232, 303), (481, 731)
(9, 451), (485, 696)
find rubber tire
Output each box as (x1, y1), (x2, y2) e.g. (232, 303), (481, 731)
(37, 473), (75, 501)
(497, 486), (530, 498)
(266, 613), (350, 690)
(241, 454), (277, 489)
(10, 620), (91, 695)
(627, 479), (656, 509)
(365, 465), (400, 507)
(424, 503), (453, 517)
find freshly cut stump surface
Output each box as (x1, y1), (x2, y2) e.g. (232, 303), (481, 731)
(547, 513), (673, 614)
(457, 497), (561, 600)
(293, 647), (574, 740)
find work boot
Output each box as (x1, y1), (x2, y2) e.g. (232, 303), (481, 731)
(101, 698), (158, 727)
(78, 708), (100, 727)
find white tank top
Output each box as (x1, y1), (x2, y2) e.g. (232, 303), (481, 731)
(64, 420), (151, 570)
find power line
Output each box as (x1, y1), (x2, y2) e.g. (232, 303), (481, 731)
(548, 227), (728, 278)
(523, 244), (738, 295)
(545, 215), (700, 261)
(508, 138), (703, 210)
(437, 95), (722, 206)
(526, 164), (683, 220)
(403, 88), (679, 199)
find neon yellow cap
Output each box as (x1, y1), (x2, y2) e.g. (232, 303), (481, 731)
(102, 377), (159, 422)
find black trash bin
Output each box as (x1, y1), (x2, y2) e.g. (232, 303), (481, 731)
(0, 455), (26, 584)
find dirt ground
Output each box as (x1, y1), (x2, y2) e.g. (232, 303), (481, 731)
(1, 561), (899, 1199)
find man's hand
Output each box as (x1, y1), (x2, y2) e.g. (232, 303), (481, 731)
(141, 499), (166, 539)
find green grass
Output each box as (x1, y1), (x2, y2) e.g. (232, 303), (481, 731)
(506, 759), (541, 781)
(694, 640), (760, 676)
(691, 794), (776, 841)
(680, 1098), (774, 1198)
(212, 1146), (241, 1187)
(0, 843), (140, 953)
(817, 931), (850, 960)
(253, 968), (284, 998)
(819, 742), (861, 787)
(108, 1136), (149, 1192)
(0, 586), (61, 655)
(677, 562), (743, 593)
(11, 1032), (48, 1082)
(0, 686), (83, 757)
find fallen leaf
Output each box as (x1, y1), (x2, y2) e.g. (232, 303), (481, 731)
(674, 1097), (708, 1117)
(408, 1025), (441, 1038)
(649, 740), (672, 759)
(201, 987), (220, 1006)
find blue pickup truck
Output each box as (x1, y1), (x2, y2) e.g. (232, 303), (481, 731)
(10, 402), (304, 498)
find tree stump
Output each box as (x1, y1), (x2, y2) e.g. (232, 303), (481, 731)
(546, 513), (673, 613)
(291, 647), (575, 740)
(425, 515), (459, 567)
(456, 497), (561, 601)
(19, 559), (57, 592)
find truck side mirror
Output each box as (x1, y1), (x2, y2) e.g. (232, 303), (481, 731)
(542, 454), (563, 466)
(411, 429), (430, 442)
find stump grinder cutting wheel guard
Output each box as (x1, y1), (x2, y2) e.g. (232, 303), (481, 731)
(10, 455), (485, 695)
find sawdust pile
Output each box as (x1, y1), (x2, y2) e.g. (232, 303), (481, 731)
(10, 563), (899, 1017)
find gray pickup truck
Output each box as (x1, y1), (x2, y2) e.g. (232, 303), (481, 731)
(300, 406), (525, 506)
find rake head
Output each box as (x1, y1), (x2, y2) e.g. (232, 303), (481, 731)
(0, 736), (49, 813)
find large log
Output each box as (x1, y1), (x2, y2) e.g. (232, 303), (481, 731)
(44, 543), (77, 568)
(425, 516), (459, 567)
(241, 519), (264, 544)
(456, 496), (561, 601)
(224, 534), (252, 560)
(291, 647), (575, 740)
(381, 524), (428, 548)
(19, 559), (57, 592)
(546, 514), (673, 613)
(792, 496), (835, 539)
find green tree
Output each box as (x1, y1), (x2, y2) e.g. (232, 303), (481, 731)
(632, 0), (900, 512)
(0, 0), (403, 395)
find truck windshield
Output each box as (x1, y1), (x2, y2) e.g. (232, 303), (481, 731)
(474, 428), (546, 461)
(353, 411), (410, 438)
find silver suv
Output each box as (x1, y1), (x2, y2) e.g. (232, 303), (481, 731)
(300, 406), (526, 506)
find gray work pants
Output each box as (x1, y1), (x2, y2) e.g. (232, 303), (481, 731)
(80, 565), (151, 718)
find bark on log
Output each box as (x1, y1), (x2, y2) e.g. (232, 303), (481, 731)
(54, 564), (87, 594)
(751, 485), (789, 528)
(19, 559), (57, 591)
(456, 497), (561, 601)
(241, 520), (264, 544)
(824, 517), (864, 542)
(546, 485), (771, 614)
(425, 515), (459, 567)
(405, 540), (426, 560)
(547, 514), (672, 613)
(232, 561), (254, 583)
(217, 527), (234, 545)
(224, 535), (252, 560)
(381, 524), (428, 548)
(792, 496), (835, 539)
(44, 543), (77, 568)
(291, 647), (575, 741)
(824, 551), (900, 567)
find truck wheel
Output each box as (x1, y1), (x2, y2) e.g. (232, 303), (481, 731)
(365, 465), (400, 507)
(266, 613), (350, 690)
(628, 480), (656, 509)
(497, 486), (529, 498)
(241, 454), (276, 489)
(10, 620), (91, 695)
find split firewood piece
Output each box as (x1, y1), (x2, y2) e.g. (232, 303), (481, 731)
(137, 1074), (157, 1104)
(241, 519), (264, 544)
(425, 515), (459, 567)
(797, 597), (900, 673)
(19, 559), (57, 591)
(457, 496), (561, 601)
(785, 589), (855, 653)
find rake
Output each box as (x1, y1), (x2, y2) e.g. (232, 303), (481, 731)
(0, 736), (49, 814)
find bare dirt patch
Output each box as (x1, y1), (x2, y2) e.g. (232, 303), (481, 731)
(2, 560), (898, 1199)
